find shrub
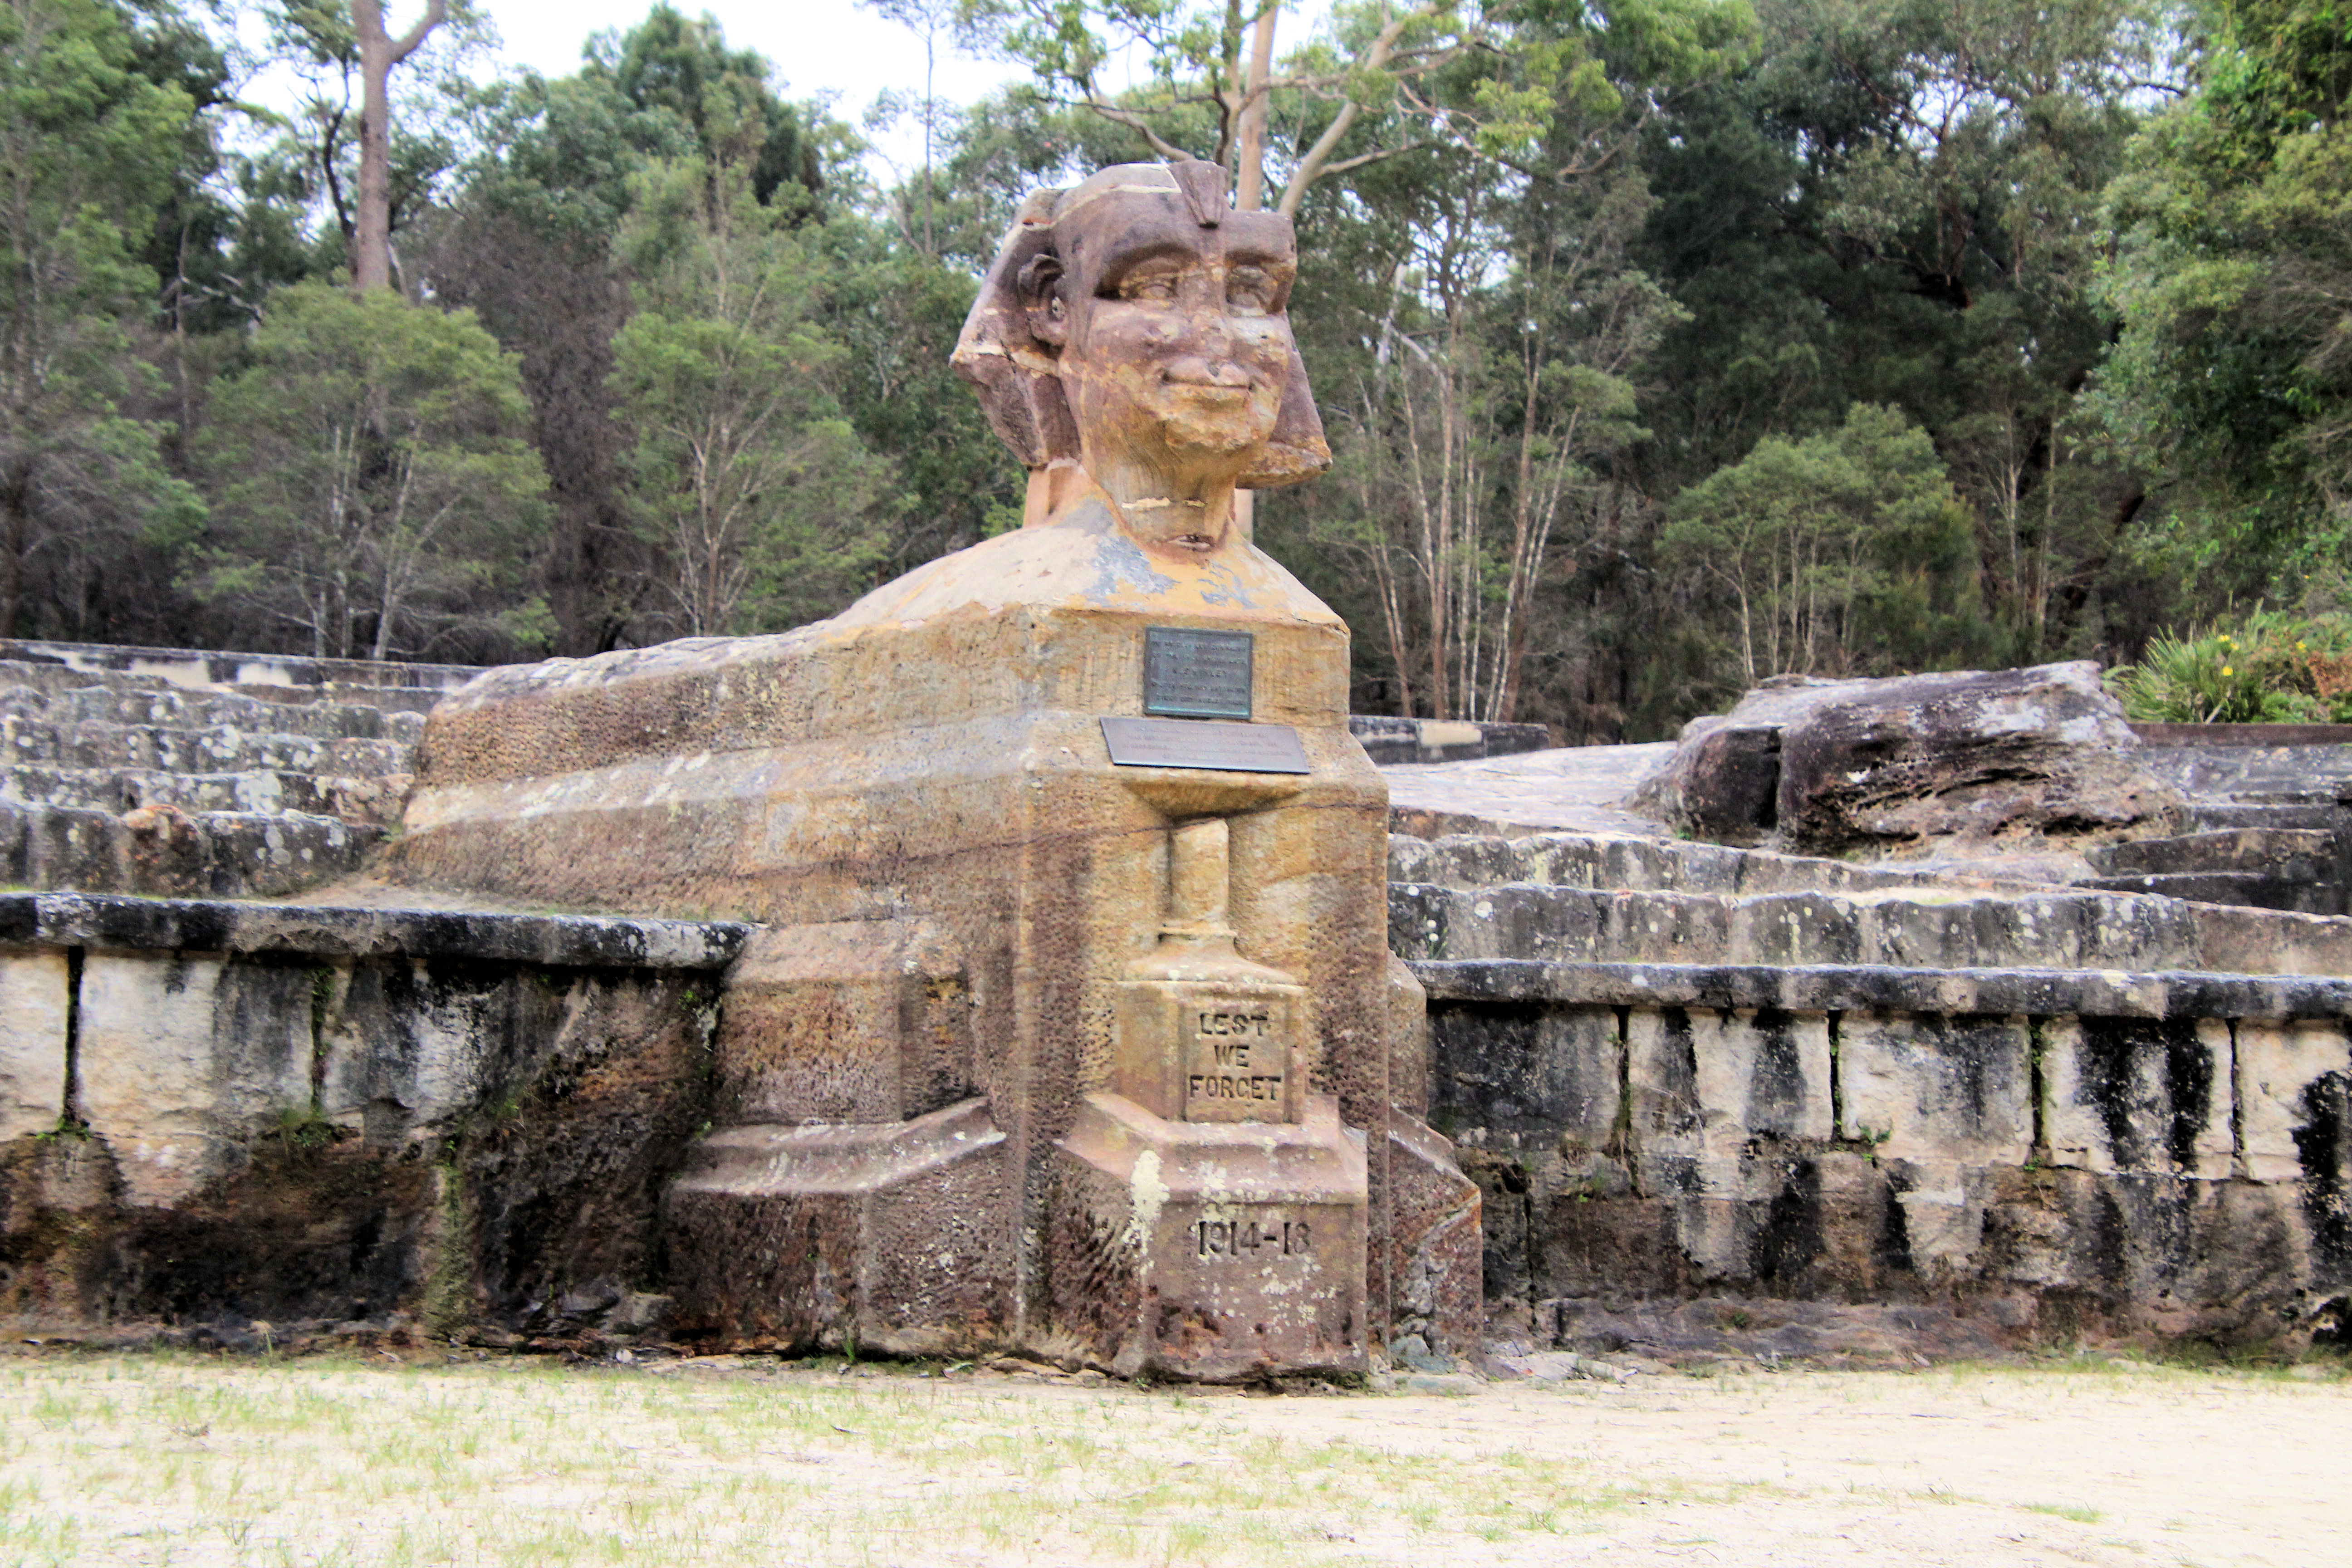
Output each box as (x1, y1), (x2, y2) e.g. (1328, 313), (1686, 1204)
(2109, 608), (2352, 723)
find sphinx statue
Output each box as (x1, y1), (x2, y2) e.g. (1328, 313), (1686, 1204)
(387, 160), (1479, 1379)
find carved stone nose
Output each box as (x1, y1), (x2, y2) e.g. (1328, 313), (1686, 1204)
(1161, 354), (1253, 387)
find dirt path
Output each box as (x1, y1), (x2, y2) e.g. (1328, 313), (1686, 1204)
(0, 1352), (2342, 1567)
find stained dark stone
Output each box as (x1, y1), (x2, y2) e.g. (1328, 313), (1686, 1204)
(2293, 1071), (2352, 1283)
(1753, 1157), (1824, 1285)
(2074, 1017), (2215, 1173)
(1746, 1007), (1805, 1135)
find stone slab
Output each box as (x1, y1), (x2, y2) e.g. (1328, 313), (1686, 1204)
(2235, 1019), (2352, 1184)
(0, 949), (68, 1139)
(0, 892), (749, 969)
(1411, 958), (2352, 1022)
(76, 952), (314, 1205)
(1427, 1002), (1619, 1148)
(2043, 1015), (2234, 1177)
(1837, 1011), (2032, 1167)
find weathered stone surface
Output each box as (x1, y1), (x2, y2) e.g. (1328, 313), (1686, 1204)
(0, 892), (748, 970)
(2234, 1019), (2352, 1184)
(0, 951), (67, 1139)
(1546, 1295), (2011, 1366)
(1836, 1011), (2032, 1168)
(1430, 1003), (1619, 1147)
(76, 952), (315, 1206)
(1640, 664), (2180, 853)
(2043, 1015), (2234, 1177)
(711, 923), (972, 1126)
(0, 896), (735, 1336)
(669, 1100), (1013, 1355)
(1644, 721), (1783, 846)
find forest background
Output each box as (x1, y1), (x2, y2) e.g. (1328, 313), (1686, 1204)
(5, 0), (2348, 737)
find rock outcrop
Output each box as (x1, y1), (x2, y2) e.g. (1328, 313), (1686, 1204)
(1638, 662), (2180, 853)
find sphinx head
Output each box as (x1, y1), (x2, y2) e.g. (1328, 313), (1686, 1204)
(953, 159), (1330, 549)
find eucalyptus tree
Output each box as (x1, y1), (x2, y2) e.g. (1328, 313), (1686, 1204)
(0, 0), (207, 641)
(2099, 0), (2352, 608)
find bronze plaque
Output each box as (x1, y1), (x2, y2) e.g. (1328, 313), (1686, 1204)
(1100, 717), (1309, 774)
(1143, 626), (1254, 719)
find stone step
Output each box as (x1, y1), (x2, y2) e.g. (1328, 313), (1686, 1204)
(0, 716), (411, 776)
(29, 683), (424, 741)
(2183, 801), (2341, 832)
(2138, 744), (2352, 804)
(0, 764), (411, 826)
(2074, 871), (2343, 917)
(1387, 876), (2352, 975)
(0, 801), (383, 898)
(1387, 831), (1950, 897)
(0, 660), (451, 723)
(0, 637), (480, 694)
(0, 659), (176, 698)
(248, 683), (450, 718)
(2089, 827), (2338, 877)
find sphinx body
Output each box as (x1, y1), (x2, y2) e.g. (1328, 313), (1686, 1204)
(389, 161), (1479, 1377)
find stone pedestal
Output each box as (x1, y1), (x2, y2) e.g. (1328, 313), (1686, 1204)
(386, 503), (1480, 1372)
(1046, 817), (1370, 1376)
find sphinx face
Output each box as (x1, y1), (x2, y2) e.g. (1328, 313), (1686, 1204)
(1040, 187), (1299, 485)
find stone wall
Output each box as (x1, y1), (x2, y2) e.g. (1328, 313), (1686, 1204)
(0, 894), (746, 1347)
(1397, 829), (2352, 1357)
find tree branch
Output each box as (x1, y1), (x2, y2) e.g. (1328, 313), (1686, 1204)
(390, 0), (447, 66)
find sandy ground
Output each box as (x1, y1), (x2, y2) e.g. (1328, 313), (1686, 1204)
(1, 1351), (2345, 1567)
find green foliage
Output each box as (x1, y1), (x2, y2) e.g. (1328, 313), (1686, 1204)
(1662, 404), (1990, 692)
(194, 283), (549, 660)
(2108, 607), (2352, 722)
(608, 162), (890, 635)
(2097, 0), (2352, 608)
(0, 0), (208, 638)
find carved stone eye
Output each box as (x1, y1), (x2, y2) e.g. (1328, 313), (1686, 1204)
(1226, 268), (1277, 314)
(1118, 268), (1181, 303)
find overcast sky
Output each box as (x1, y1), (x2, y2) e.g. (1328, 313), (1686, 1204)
(474, 0), (1027, 115)
(243, 1), (1327, 172)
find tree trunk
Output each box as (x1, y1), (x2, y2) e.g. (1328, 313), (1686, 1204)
(349, 0), (446, 291)
(0, 456), (30, 640)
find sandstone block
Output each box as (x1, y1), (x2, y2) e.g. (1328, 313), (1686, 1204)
(1442, 884), (1605, 963)
(0, 804), (27, 883)
(318, 959), (514, 1137)
(201, 812), (376, 898)
(714, 922), (971, 1124)
(2234, 1019), (2352, 1184)
(1642, 664), (2180, 852)
(78, 953), (314, 1205)
(1385, 955), (1431, 1118)
(23, 806), (122, 892)
(1628, 1005), (1833, 1158)
(1385, 1114), (1484, 1357)
(1837, 1011), (2032, 1167)
(2044, 1016), (2233, 1176)
(1604, 891), (1734, 965)
(1428, 1002), (1619, 1148)
(0, 950), (69, 1138)
(1729, 892), (1862, 964)
(1642, 718), (1783, 846)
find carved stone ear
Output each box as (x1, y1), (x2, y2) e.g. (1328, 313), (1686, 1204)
(1239, 339), (1330, 488)
(1018, 253), (1068, 346)
(952, 190), (1081, 470)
